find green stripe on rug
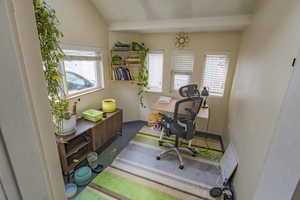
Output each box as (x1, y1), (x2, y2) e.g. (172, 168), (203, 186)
(75, 187), (109, 200)
(134, 133), (223, 161)
(92, 170), (180, 200)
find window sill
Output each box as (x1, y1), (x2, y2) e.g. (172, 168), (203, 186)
(66, 88), (104, 100)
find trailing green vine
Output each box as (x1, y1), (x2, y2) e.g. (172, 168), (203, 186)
(33, 0), (68, 134)
(135, 44), (149, 108)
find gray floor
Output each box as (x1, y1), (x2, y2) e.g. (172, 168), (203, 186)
(117, 142), (221, 187)
(68, 120), (146, 199)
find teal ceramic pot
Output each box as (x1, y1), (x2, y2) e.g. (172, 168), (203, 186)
(74, 167), (92, 186)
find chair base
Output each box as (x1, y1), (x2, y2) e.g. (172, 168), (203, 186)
(158, 140), (197, 156)
(156, 146), (196, 169)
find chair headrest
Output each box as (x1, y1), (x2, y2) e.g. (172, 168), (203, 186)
(179, 84), (200, 97)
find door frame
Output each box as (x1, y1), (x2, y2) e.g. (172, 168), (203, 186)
(0, 0), (65, 199)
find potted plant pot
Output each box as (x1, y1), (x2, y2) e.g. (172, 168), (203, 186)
(55, 111), (76, 136)
(62, 115), (76, 135)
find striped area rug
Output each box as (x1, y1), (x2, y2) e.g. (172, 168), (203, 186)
(76, 133), (222, 200)
(139, 126), (223, 161)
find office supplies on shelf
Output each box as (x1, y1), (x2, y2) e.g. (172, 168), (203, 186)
(112, 41), (131, 51)
(112, 55), (122, 65)
(125, 56), (141, 64)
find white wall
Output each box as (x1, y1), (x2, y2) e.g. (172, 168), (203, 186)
(48, 0), (110, 113)
(228, 0), (300, 199)
(254, 49), (300, 199)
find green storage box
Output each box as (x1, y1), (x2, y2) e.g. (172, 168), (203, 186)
(82, 109), (103, 122)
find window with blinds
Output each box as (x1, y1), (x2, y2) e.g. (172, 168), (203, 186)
(202, 54), (229, 96)
(61, 46), (104, 97)
(147, 52), (164, 92)
(172, 51), (194, 90)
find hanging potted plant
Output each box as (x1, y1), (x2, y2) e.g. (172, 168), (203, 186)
(33, 0), (75, 135)
(132, 42), (149, 108)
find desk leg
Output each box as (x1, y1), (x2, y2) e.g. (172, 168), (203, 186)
(206, 115), (210, 131)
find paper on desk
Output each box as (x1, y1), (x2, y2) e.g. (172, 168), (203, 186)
(158, 96), (172, 104)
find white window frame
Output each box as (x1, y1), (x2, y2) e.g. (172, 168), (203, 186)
(146, 50), (164, 93)
(200, 52), (230, 97)
(171, 50), (194, 91)
(60, 44), (104, 98)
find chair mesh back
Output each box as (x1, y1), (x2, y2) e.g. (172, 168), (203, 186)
(179, 84), (200, 98)
(174, 97), (203, 140)
(174, 97), (203, 121)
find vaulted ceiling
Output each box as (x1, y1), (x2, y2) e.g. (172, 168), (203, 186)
(91, 0), (256, 32)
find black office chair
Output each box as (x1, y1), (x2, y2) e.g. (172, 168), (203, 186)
(157, 84), (201, 141)
(156, 95), (203, 169)
(179, 84), (200, 97)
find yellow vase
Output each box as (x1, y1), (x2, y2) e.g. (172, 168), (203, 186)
(102, 98), (116, 113)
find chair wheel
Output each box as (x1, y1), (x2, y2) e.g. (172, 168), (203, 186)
(179, 165), (184, 170)
(156, 156), (161, 160)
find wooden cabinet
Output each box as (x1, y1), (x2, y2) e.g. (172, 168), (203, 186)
(91, 109), (123, 151)
(56, 109), (123, 174)
(92, 121), (106, 151)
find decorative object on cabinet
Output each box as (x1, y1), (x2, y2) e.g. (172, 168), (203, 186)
(82, 109), (103, 122)
(102, 98), (116, 113)
(175, 32), (190, 48)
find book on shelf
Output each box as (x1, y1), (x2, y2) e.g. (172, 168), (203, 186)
(112, 67), (133, 81)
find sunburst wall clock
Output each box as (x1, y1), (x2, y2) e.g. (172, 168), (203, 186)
(175, 32), (190, 48)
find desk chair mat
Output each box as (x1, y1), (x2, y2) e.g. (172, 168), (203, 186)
(76, 133), (221, 200)
(140, 126), (223, 160)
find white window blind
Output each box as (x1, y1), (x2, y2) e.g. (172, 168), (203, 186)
(202, 54), (229, 96)
(173, 53), (194, 72)
(172, 52), (194, 90)
(147, 52), (164, 92)
(61, 46), (104, 97)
